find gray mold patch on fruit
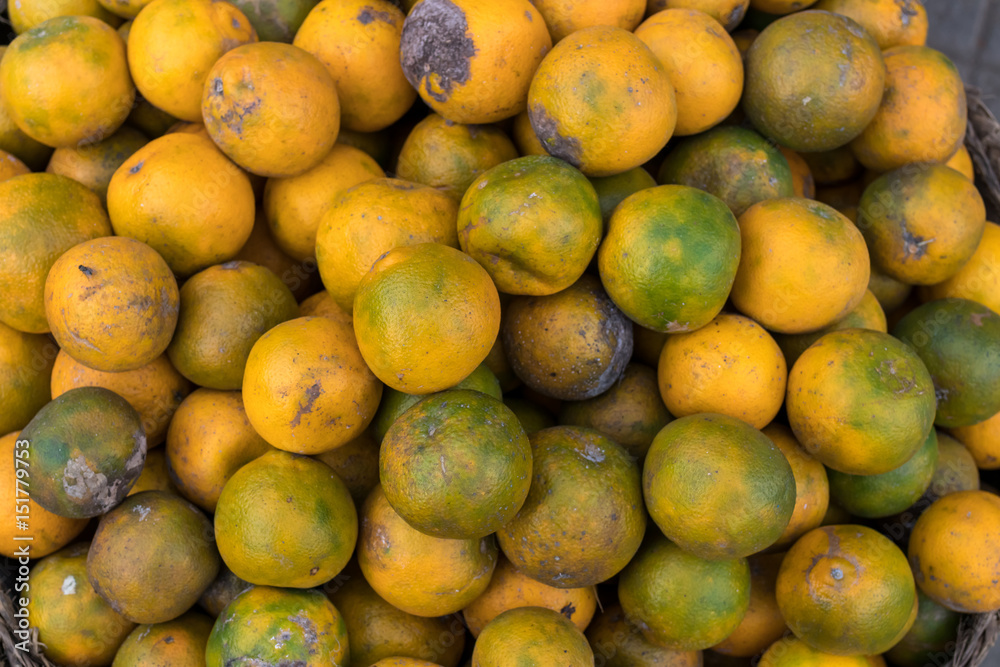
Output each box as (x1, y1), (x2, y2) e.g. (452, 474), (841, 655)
(529, 104), (582, 169)
(400, 0), (475, 103)
(357, 5), (396, 25)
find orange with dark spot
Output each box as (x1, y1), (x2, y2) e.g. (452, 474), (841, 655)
(527, 26), (676, 176)
(777, 525), (917, 655)
(399, 0), (551, 124)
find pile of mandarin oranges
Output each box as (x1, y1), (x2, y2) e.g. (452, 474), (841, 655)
(0, 0), (999, 664)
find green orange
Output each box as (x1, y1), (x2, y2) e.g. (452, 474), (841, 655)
(643, 413), (796, 560)
(618, 533), (751, 650)
(380, 389), (531, 539)
(786, 328), (937, 475)
(214, 449), (357, 588)
(22, 386), (146, 519)
(827, 427), (939, 518)
(206, 586), (349, 667)
(776, 525), (917, 655)
(471, 606), (595, 666)
(458, 155), (602, 296)
(657, 125), (794, 216)
(597, 184), (741, 333)
(497, 426), (645, 588)
(743, 10), (885, 151)
(892, 298), (1000, 428)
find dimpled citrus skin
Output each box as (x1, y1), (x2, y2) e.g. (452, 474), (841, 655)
(0, 173), (111, 334)
(743, 11), (885, 152)
(381, 390), (532, 539)
(909, 491), (1000, 613)
(358, 485), (499, 618)
(0, 16), (134, 148)
(352, 243), (501, 394)
(293, 0), (415, 132)
(731, 198), (870, 334)
(532, 0), (645, 42)
(851, 46), (966, 172)
(858, 164), (985, 286)
(458, 155), (602, 296)
(316, 178), (459, 312)
(127, 0), (257, 122)
(527, 26), (676, 177)
(643, 413), (796, 560)
(205, 586), (350, 667)
(242, 316), (382, 455)
(214, 449), (357, 589)
(618, 533), (751, 651)
(497, 426), (646, 589)
(598, 184), (741, 333)
(87, 491), (221, 624)
(658, 313), (787, 429)
(45, 236), (179, 373)
(773, 288), (887, 368)
(399, 0), (551, 125)
(27, 543), (136, 667)
(462, 555), (598, 638)
(471, 606), (595, 667)
(635, 9), (743, 136)
(202, 42), (340, 177)
(786, 328), (936, 475)
(777, 525), (917, 656)
(107, 133), (255, 277)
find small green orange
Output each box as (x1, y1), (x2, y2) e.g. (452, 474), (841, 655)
(205, 586), (349, 667)
(643, 413), (796, 560)
(827, 427), (939, 518)
(597, 184), (741, 333)
(657, 125), (794, 216)
(498, 426), (646, 588)
(618, 533), (751, 650)
(380, 389), (532, 539)
(892, 298), (1000, 428)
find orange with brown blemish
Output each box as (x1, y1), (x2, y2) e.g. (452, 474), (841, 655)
(776, 524), (917, 655)
(242, 316), (382, 454)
